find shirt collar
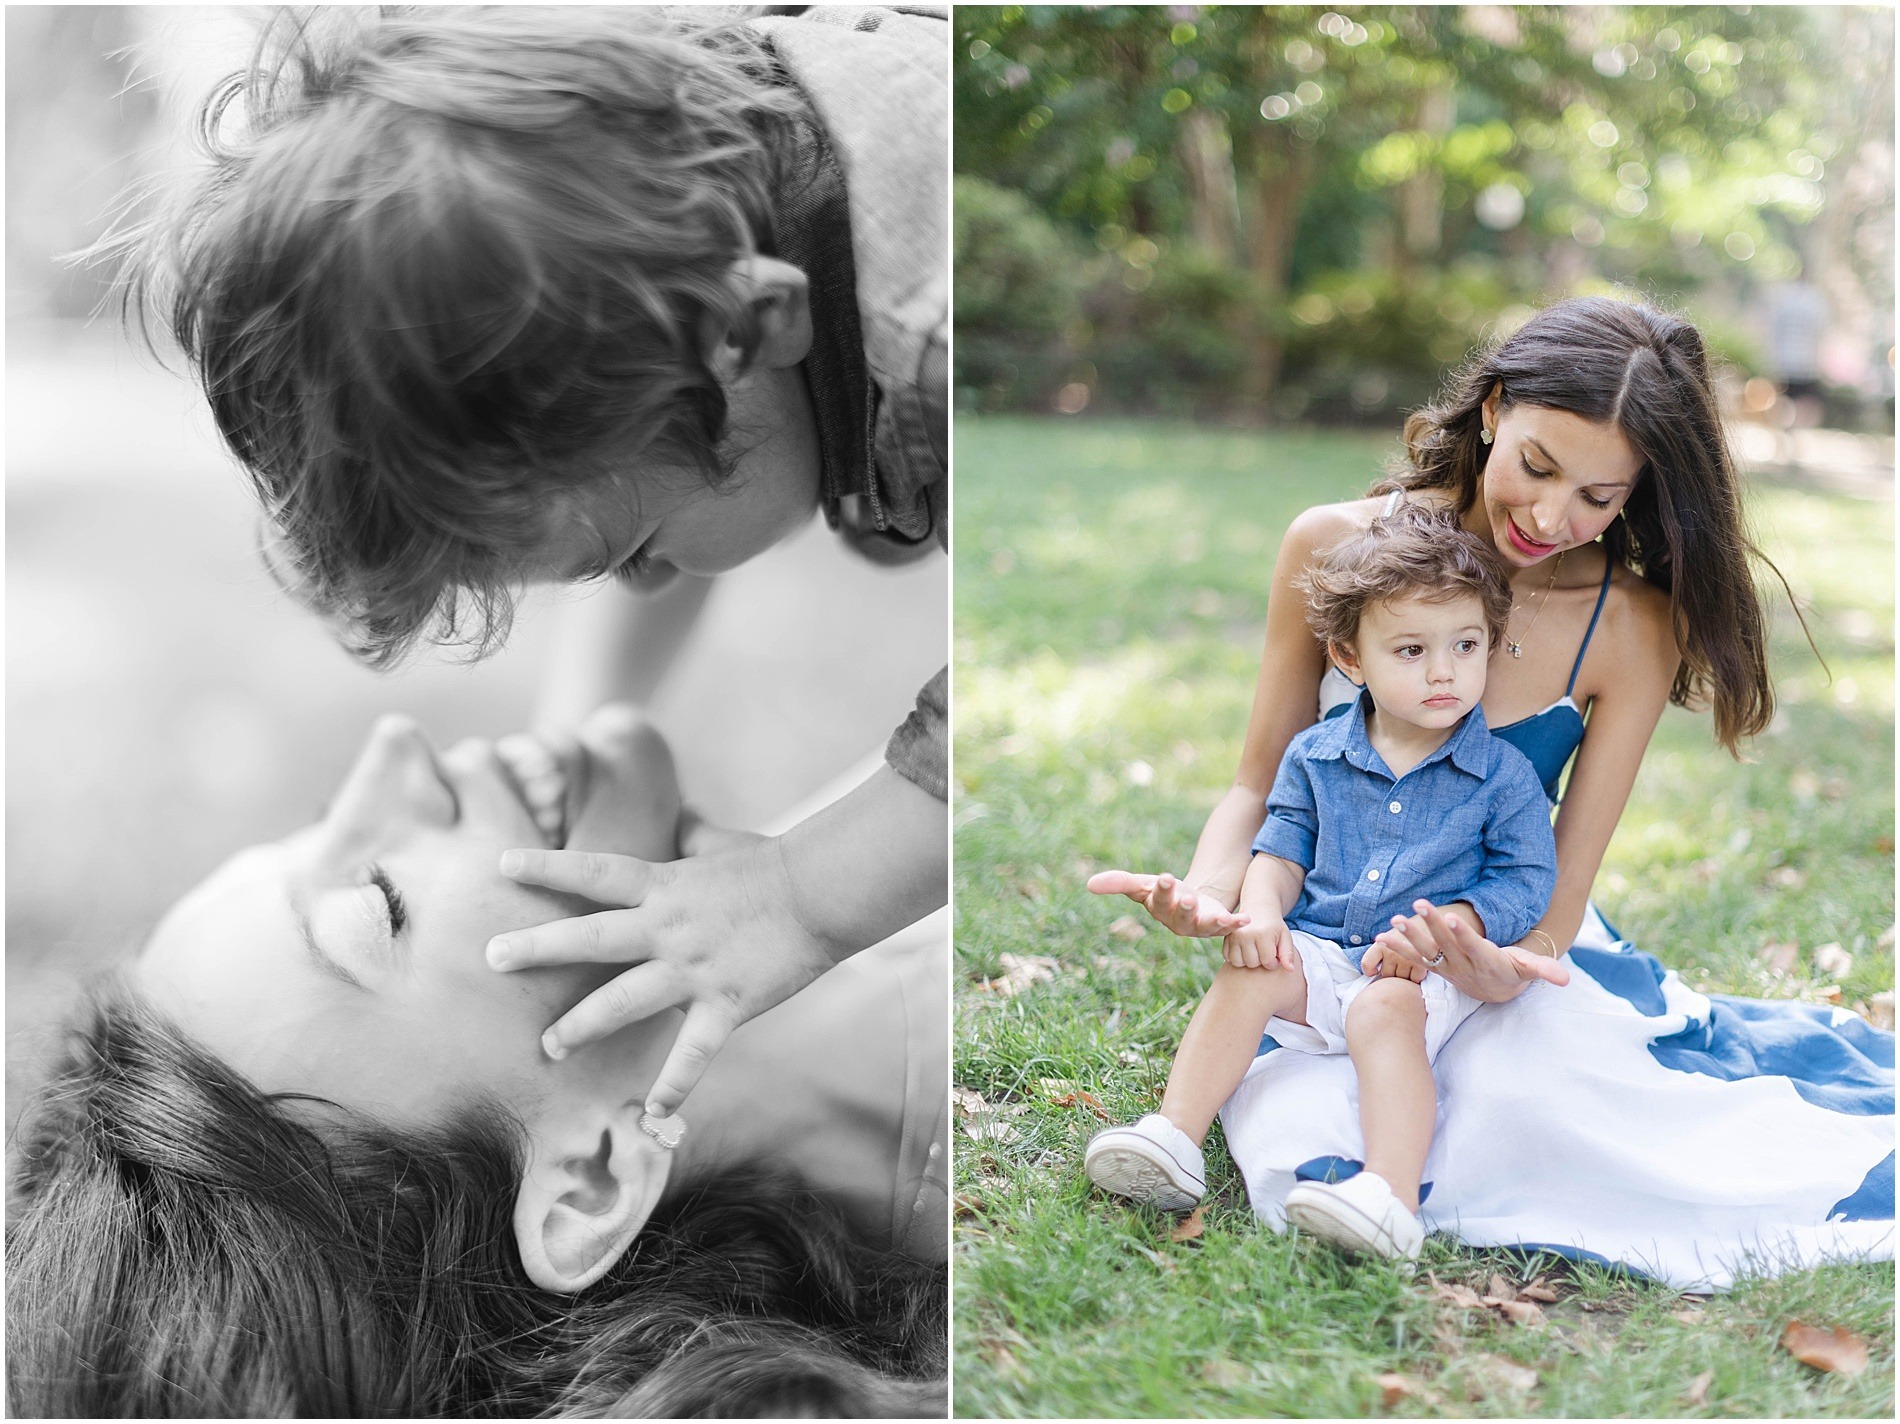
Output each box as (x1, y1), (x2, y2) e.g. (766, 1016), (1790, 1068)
(1312, 687), (1492, 780)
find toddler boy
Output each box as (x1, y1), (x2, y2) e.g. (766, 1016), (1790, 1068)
(1085, 506), (1557, 1261)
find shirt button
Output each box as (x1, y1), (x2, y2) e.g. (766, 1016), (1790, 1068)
(1350, 934), (1363, 944)
(1367, 868), (1380, 881)
(1389, 800), (1402, 813)
(927, 1143), (942, 1160)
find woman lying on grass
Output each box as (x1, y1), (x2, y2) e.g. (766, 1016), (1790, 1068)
(7, 707), (946, 1416)
(1090, 296), (1893, 1289)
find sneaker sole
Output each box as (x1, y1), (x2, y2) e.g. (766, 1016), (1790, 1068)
(1284, 1185), (1420, 1262)
(1084, 1135), (1204, 1211)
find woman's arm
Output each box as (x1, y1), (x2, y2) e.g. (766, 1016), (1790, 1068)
(1091, 503), (1353, 935)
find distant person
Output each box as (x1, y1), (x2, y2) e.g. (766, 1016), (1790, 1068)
(128, 5), (948, 1120)
(1768, 278), (1827, 410)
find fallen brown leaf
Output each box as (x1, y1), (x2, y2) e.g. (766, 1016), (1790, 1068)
(1374, 1372), (1416, 1407)
(1520, 1280), (1559, 1303)
(1434, 1282), (1486, 1310)
(1779, 1320), (1869, 1376)
(990, 953), (1060, 997)
(1050, 1089), (1112, 1121)
(1488, 1272), (1515, 1301)
(954, 1193), (985, 1219)
(1108, 914), (1150, 941)
(1865, 991), (1895, 1031)
(1462, 1353), (1538, 1400)
(1683, 1369), (1713, 1407)
(1200, 1357), (1248, 1388)
(1813, 942), (1854, 978)
(1496, 1299), (1545, 1327)
(1671, 1308), (1706, 1325)
(953, 1086), (986, 1116)
(961, 1116), (1019, 1144)
(1169, 1207), (1206, 1243)
(1759, 941), (1801, 974)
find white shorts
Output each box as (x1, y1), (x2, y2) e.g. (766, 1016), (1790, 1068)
(1261, 930), (1483, 1063)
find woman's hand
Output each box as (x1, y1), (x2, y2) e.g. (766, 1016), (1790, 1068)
(1371, 900), (1571, 1002)
(487, 835), (836, 1118)
(1085, 870), (1249, 939)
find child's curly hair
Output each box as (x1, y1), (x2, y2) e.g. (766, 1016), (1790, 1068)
(125, 6), (813, 665)
(1298, 503), (1514, 654)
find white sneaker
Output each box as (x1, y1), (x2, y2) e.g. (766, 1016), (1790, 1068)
(1284, 1171), (1424, 1262)
(1084, 1114), (1206, 1211)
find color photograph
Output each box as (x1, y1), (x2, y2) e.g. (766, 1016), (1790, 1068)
(952, 5), (1893, 1417)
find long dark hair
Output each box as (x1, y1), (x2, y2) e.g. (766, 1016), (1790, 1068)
(6, 992), (945, 1417)
(1382, 295), (1779, 752)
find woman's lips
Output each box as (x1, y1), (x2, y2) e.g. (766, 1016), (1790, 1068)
(1504, 518), (1558, 558)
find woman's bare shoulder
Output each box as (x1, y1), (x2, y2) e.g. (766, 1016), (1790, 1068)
(1599, 558), (1679, 678)
(1282, 495), (1388, 558)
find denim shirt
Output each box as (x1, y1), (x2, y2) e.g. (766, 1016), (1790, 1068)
(757, 6), (948, 801)
(1251, 690), (1557, 954)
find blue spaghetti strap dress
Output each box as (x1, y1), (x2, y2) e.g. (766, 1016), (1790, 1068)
(1221, 549), (1894, 1290)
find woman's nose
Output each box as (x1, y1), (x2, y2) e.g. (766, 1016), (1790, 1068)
(327, 714), (458, 833)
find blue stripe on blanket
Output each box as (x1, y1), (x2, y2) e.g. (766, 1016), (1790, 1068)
(1571, 947), (1893, 1117)
(1292, 1155), (1432, 1204)
(1829, 1151), (1894, 1222)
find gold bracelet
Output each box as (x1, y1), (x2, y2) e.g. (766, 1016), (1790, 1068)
(1522, 928), (1559, 958)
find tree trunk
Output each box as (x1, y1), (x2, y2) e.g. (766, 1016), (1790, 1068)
(1177, 106), (1241, 262)
(1236, 126), (1313, 406)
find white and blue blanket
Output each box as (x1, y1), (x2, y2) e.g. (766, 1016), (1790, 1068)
(1220, 909), (1894, 1291)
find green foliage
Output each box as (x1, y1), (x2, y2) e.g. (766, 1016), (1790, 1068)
(953, 5), (1893, 417)
(954, 175), (1094, 409)
(953, 414), (1895, 1418)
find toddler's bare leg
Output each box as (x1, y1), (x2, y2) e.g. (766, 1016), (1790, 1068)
(1159, 959), (1308, 1141)
(1343, 978), (1433, 1213)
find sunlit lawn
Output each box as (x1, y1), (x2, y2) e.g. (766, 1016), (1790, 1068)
(952, 415), (1894, 1418)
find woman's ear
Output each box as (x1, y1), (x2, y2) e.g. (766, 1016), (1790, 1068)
(1480, 382), (1502, 436)
(1330, 639), (1366, 686)
(699, 255), (813, 380)
(513, 1103), (673, 1294)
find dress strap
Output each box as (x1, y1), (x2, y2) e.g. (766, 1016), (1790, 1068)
(1380, 490), (1404, 517)
(1565, 554), (1615, 697)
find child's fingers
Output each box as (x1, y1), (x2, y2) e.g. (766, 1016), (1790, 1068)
(1360, 942), (1384, 976)
(499, 847), (654, 905)
(644, 999), (744, 1118)
(1085, 869), (1157, 900)
(540, 960), (687, 1060)
(487, 908), (652, 971)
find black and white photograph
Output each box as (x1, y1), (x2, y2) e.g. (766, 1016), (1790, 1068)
(7, 5), (949, 1415)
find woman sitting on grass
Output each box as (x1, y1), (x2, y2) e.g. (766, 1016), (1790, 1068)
(1092, 296), (1893, 1288)
(6, 707), (946, 1417)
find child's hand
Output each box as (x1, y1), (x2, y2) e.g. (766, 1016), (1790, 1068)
(1087, 870), (1249, 939)
(485, 836), (836, 1118)
(1360, 936), (1428, 983)
(1224, 915), (1297, 971)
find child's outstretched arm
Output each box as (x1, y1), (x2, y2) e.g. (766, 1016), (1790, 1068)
(486, 764), (946, 1118)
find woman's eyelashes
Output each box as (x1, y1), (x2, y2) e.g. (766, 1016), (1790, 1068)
(369, 865), (407, 937)
(1520, 456), (1613, 509)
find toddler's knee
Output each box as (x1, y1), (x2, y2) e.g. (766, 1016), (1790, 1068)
(1348, 976), (1425, 1032)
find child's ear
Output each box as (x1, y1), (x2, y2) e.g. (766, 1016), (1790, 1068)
(1329, 639), (1366, 686)
(699, 256), (813, 380)
(513, 1102), (673, 1294)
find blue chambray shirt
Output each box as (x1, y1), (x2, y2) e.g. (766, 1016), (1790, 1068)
(1250, 689), (1557, 958)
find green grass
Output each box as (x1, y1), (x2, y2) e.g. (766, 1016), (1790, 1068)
(953, 415), (1894, 1418)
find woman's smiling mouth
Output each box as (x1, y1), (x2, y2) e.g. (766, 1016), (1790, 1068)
(1504, 518), (1559, 559)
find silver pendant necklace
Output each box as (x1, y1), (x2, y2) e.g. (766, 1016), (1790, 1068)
(1505, 550), (1565, 659)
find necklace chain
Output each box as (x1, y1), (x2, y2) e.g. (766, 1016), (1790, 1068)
(1504, 550), (1565, 659)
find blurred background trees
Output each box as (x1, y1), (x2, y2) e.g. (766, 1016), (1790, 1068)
(954, 4), (1894, 430)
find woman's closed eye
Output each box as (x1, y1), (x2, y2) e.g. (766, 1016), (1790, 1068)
(1521, 456), (1613, 508)
(369, 864), (408, 937)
